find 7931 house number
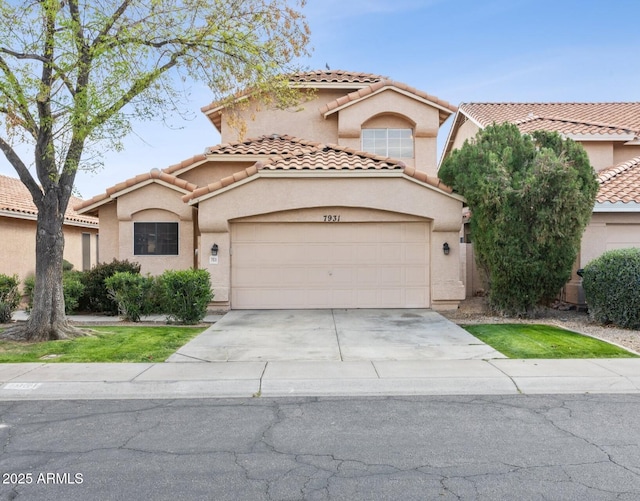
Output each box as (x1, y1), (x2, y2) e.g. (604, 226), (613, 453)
(323, 215), (341, 222)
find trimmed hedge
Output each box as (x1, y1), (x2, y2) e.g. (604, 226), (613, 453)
(161, 269), (213, 324)
(582, 248), (640, 329)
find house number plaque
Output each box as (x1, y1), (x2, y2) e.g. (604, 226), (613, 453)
(323, 215), (341, 222)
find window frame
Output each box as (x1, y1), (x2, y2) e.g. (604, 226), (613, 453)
(133, 222), (179, 256)
(361, 128), (414, 159)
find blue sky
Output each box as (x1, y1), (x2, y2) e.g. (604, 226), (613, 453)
(2, 0), (639, 199)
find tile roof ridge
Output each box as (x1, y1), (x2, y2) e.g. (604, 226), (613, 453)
(598, 156), (640, 183)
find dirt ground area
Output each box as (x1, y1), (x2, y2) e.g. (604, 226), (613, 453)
(440, 297), (640, 355)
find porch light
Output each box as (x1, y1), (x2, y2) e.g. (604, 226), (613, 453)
(211, 243), (219, 256)
(443, 242), (450, 255)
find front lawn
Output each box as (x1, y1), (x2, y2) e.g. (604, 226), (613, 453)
(464, 323), (639, 359)
(0, 326), (205, 363)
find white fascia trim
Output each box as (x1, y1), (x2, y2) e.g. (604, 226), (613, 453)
(0, 209), (37, 221)
(563, 133), (635, 142)
(593, 202), (640, 212)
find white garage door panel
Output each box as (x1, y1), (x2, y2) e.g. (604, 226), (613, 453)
(231, 222), (430, 309)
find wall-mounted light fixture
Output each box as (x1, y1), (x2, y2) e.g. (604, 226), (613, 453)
(443, 242), (450, 255)
(211, 243), (219, 256)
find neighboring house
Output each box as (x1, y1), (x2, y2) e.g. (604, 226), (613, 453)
(76, 70), (467, 310)
(442, 102), (640, 303)
(0, 174), (99, 284)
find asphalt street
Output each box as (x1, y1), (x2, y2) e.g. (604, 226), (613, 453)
(1, 395), (640, 500)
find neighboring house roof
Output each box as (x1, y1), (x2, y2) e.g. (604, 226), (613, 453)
(183, 142), (453, 204)
(0, 174), (97, 227)
(596, 156), (640, 208)
(201, 69), (455, 130)
(444, 102), (640, 159)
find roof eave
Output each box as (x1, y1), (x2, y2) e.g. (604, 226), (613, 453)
(563, 133), (637, 142)
(323, 87), (456, 121)
(593, 201), (640, 212)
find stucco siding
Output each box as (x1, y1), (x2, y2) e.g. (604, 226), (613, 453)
(613, 144), (640, 165)
(338, 91), (440, 174)
(580, 142), (614, 171)
(220, 89), (345, 144)
(582, 213), (640, 266)
(451, 119), (480, 151)
(113, 184), (195, 276)
(0, 215), (97, 286)
(197, 176), (465, 309)
(97, 203), (119, 263)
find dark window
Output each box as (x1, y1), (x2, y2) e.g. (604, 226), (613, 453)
(134, 222), (178, 255)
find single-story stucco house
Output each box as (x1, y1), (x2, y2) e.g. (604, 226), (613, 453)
(0, 173), (99, 283)
(76, 70), (467, 311)
(442, 102), (640, 303)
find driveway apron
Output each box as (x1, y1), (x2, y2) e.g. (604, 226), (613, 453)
(168, 309), (505, 362)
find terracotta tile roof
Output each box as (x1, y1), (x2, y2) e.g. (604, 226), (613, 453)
(0, 174), (97, 226)
(289, 70), (385, 85)
(597, 156), (640, 204)
(320, 79), (458, 125)
(200, 70), (453, 131)
(459, 103), (640, 138)
(202, 134), (322, 157)
(74, 168), (198, 213)
(184, 143), (452, 202)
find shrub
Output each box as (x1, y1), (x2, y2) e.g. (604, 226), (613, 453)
(140, 275), (166, 315)
(23, 273), (85, 315)
(0, 274), (20, 323)
(23, 275), (35, 312)
(582, 248), (640, 329)
(105, 272), (149, 322)
(63, 271), (85, 314)
(79, 259), (141, 313)
(161, 269), (213, 324)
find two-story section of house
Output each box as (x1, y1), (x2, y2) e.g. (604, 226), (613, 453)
(442, 102), (640, 304)
(76, 70), (466, 311)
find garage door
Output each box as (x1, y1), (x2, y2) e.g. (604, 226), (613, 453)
(231, 222), (430, 308)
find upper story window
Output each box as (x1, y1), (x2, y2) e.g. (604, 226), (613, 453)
(134, 222), (178, 255)
(362, 128), (414, 159)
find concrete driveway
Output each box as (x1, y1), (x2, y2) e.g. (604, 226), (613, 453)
(168, 309), (505, 362)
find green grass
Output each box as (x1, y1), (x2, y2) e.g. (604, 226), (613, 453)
(0, 326), (205, 363)
(465, 323), (639, 359)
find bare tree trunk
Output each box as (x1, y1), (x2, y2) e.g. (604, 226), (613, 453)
(2, 196), (89, 341)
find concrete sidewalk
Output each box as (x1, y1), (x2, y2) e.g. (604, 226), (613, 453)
(1, 358), (640, 400)
(4, 309), (640, 400)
